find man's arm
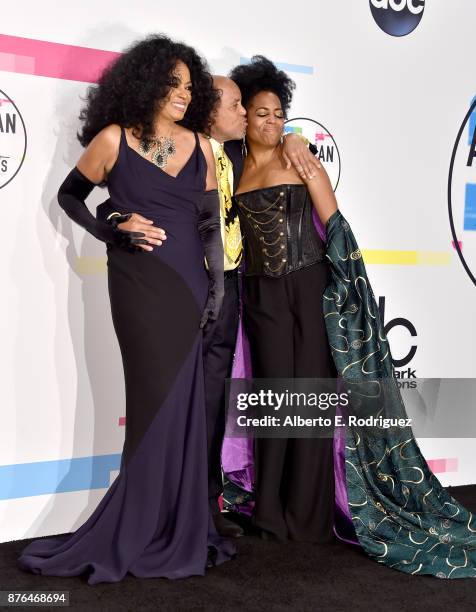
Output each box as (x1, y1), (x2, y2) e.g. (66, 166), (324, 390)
(281, 133), (322, 180)
(224, 137), (319, 186)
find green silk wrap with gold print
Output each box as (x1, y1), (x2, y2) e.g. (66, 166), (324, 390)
(324, 209), (476, 578)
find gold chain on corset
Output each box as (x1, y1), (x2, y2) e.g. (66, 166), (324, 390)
(247, 210), (283, 225)
(237, 191), (284, 214)
(259, 234), (284, 246)
(237, 191), (288, 273)
(263, 245), (286, 258)
(265, 259), (287, 272)
(250, 222), (284, 234)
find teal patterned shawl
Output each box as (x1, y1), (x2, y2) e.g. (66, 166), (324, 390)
(325, 209), (476, 578)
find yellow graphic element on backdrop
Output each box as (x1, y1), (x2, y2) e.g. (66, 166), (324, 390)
(361, 250), (452, 266)
(75, 257), (107, 275)
(75, 250), (452, 275)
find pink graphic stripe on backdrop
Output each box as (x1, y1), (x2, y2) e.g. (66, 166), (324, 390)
(0, 34), (120, 83)
(427, 458), (458, 473)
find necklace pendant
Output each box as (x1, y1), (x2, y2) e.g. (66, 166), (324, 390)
(139, 139), (152, 156)
(139, 134), (177, 169)
(152, 149), (167, 169)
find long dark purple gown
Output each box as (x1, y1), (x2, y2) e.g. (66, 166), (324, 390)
(18, 129), (235, 584)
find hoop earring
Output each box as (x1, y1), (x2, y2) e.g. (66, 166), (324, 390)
(242, 137), (248, 157)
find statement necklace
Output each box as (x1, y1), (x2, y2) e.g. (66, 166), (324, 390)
(139, 134), (176, 169)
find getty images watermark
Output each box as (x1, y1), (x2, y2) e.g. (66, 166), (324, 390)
(224, 378), (476, 439)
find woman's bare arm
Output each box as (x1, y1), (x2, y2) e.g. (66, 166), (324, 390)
(76, 124), (121, 183)
(199, 135), (218, 190)
(304, 164), (338, 225)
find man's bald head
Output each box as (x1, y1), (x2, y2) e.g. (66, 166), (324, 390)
(210, 75), (247, 143)
(213, 75), (235, 91)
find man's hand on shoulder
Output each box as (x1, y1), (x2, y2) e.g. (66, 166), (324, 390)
(282, 133), (322, 181)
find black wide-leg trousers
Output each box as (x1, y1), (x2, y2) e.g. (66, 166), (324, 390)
(203, 271), (240, 514)
(243, 262), (336, 542)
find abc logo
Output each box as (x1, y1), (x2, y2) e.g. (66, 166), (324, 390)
(370, 0), (425, 37)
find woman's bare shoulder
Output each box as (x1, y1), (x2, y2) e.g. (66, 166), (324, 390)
(94, 124), (122, 148)
(196, 133), (214, 161)
(197, 132), (212, 151)
(77, 124), (122, 182)
(173, 124), (196, 145)
(236, 154), (303, 194)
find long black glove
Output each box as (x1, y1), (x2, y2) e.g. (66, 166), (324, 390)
(198, 189), (224, 329)
(96, 197), (117, 223)
(57, 167), (147, 251)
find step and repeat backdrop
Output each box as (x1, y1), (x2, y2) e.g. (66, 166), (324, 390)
(0, 0), (475, 542)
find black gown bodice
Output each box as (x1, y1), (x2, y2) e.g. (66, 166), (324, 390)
(234, 183), (326, 277)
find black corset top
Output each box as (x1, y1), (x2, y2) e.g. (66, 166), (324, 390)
(234, 183), (326, 277)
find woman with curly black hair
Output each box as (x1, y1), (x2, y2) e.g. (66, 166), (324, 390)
(18, 34), (235, 584)
(228, 56), (339, 543)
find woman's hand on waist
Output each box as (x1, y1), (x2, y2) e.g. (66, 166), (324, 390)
(115, 213), (167, 252)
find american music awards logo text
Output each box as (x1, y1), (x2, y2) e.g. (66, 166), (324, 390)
(284, 117), (341, 191)
(0, 89), (27, 190)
